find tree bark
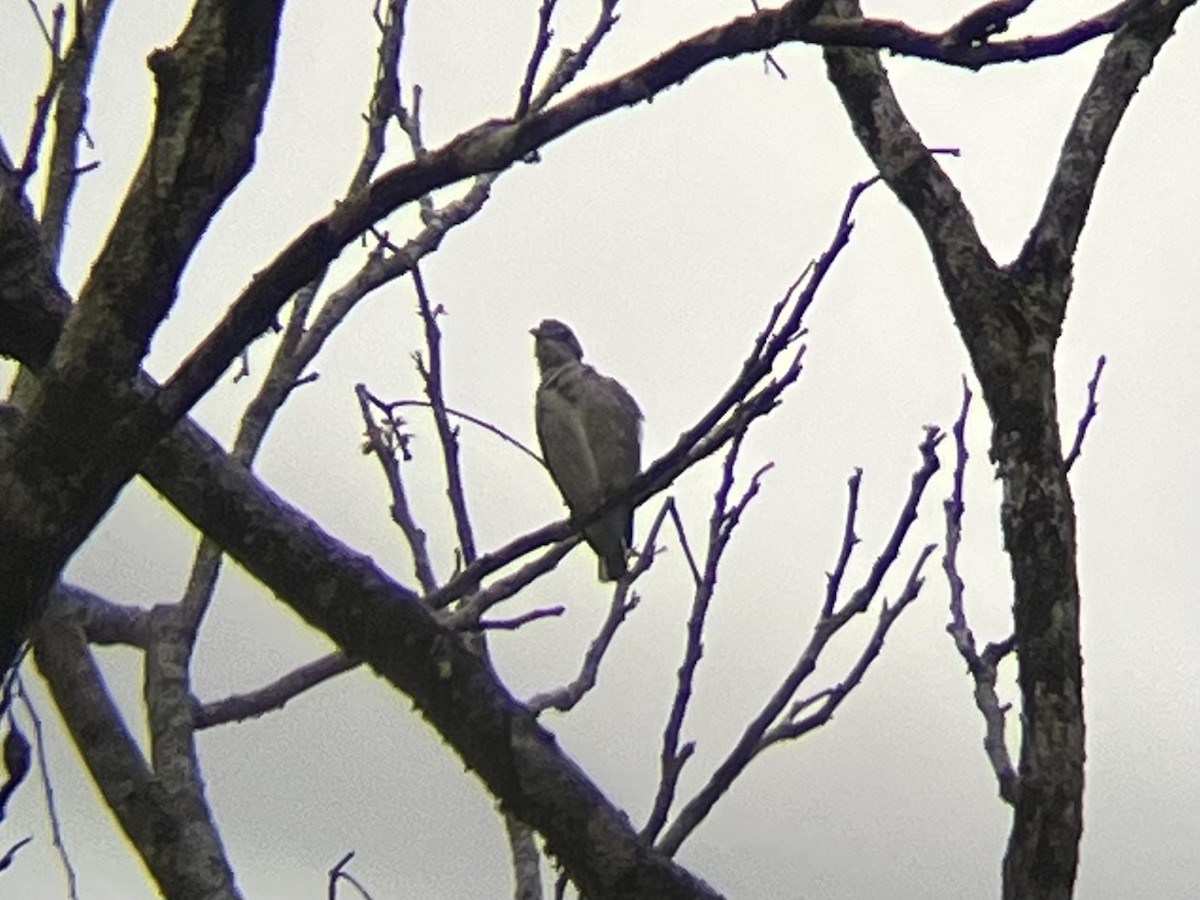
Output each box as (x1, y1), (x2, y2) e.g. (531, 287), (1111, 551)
(821, 1), (1194, 896)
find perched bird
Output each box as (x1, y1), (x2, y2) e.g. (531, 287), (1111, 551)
(532, 319), (642, 581)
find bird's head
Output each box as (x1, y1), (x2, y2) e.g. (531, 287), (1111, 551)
(531, 319), (584, 373)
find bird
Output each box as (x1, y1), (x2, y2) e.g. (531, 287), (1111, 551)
(531, 319), (642, 581)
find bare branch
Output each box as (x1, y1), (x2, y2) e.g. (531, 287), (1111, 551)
(1064, 354), (1106, 473)
(504, 812), (545, 900)
(0, 2), (288, 675)
(329, 850), (378, 900)
(145, 0), (1139, 430)
(943, 380), (1019, 805)
(823, 468), (861, 618)
(515, 0), (560, 118)
(8, 3), (66, 185)
(526, 0), (621, 114)
(40, 0), (115, 265)
(524, 501), (686, 715)
(765, 543), (935, 745)
(356, 383), (440, 594)
(33, 602), (237, 898)
(5, 174), (874, 897)
(179, 0), (422, 634)
(656, 427), (943, 857)
(474, 606), (565, 631)
(50, 582), (150, 647)
(643, 431), (771, 844)
(664, 499), (704, 588)
(444, 540), (578, 629)
(942, 0), (1035, 48)
(526, 586), (638, 714)
(1019, 1), (1191, 276)
(0, 835), (34, 874)
(14, 676), (77, 898)
(194, 652), (359, 729)
(412, 265), (477, 566)
(388, 398), (546, 469)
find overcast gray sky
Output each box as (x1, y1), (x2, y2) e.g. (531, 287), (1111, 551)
(2, 2), (1197, 898)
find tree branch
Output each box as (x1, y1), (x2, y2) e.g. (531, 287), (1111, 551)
(643, 433), (771, 845)
(656, 427), (943, 857)
(1018, 0), (1194, 281)
(194, 652), (359, 729)
(1064, 354), (1107, 474)
(149, 0), (1138, 429)
(0, 0), (286, 673)
(943, 381), (1019, 806)
(33, 601), (239, 899)
(39, 0), (115, 266)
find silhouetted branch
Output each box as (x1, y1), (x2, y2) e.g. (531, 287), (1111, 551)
(328, 850), (377, 900)
(444, 540), (579, 629)
(475, 607), (565, 631)
(664, 498), (704, 588)
(942, 0), (1034, 48)
(0, 835), (33, 874)
(643, 432), (771, 844)
(525, 501), (687, 715)
(515, 0), (560, 118)
(655, 426), (943, 857)
(526, 586), (637, 715)
(38, 0), (114, 265)
(766, 542), (934, 744)
(526, 0), (621, 114)
(148, 1), (1137, 430)
(194, 653), (359, 729)
(823, 468), (862, 618)
(34, 601), (236, 897)
(387, 398), (546, 469)
(1064, 354), (1106, 473)
(356, 383), (440, 594)
(1019, 1), (1190, 273)
(14, 677), (77, 898)
(413, 265), (478, 567)
(5, 2), (65, 186)
(943, 380), (1019, 805)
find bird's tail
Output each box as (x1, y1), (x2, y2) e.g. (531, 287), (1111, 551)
(597, 546), (628, 582)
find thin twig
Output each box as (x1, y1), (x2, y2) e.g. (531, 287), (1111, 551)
(526, 585), (638, 714)
(10, 4), (66, 182)
(655, 427), (943, 857)
(443, 539), (578, 629)
(329, 850), (377, 900)
(412, 265), (478, 566)
(16, 676), (78, 899)
(474, 606), (565, 631)
(386, 399), (545, 469)
(766, 543), (935, 744)
(643, 430), (772, 844)
(516, 0), (559, 118)
(526, 0), (621, 114)
(38, 0), (113, 263)
(750, 0), (788, 78)
(1064, 354), (1106, 473)
(356, 383), (440, 594)
(823, 469), (862, 618)
(524, 498), (679, 715)
(942, 379), (1019, 804)
(194, 653), (359, 729)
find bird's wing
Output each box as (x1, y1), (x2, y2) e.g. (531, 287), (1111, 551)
(535, 364), (603, 514)
(578, 366), (642, 496)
